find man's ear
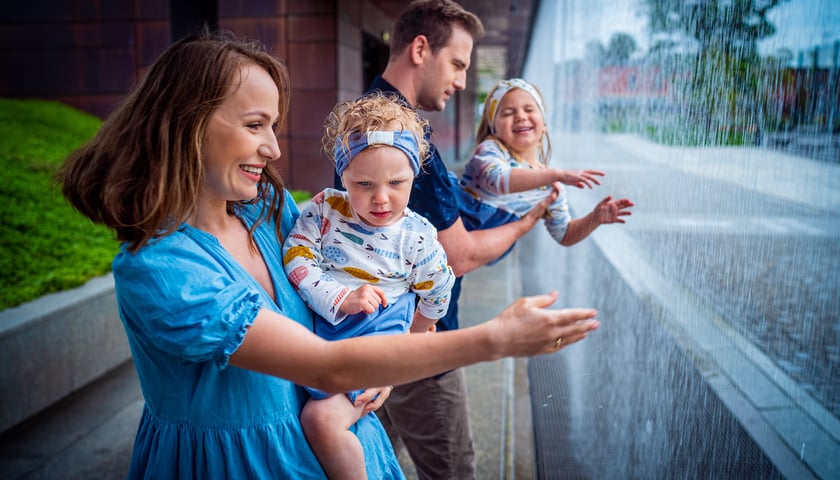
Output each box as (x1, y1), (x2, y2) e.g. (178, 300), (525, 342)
(408, 35), (429, 66)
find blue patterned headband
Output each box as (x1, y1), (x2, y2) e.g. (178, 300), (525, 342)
(334, 130), (421, 177)
(485, 78), (545, 135)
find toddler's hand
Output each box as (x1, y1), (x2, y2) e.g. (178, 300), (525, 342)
(356, 385), (393, 414)
(339, 284), (387, 315)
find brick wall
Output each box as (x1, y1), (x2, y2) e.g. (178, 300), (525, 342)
(0, 0), (476, 194)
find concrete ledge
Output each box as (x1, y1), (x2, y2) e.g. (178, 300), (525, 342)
(0, 274), (129, 434)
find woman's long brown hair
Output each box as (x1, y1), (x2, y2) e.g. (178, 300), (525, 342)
(57, 31), (290, 253)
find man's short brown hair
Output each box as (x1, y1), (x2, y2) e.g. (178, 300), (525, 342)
(389, 0), (484, 59)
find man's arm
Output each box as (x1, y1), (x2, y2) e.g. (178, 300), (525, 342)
(437, 189), (557, 276)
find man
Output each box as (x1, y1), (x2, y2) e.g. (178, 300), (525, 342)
(359, 1), (556, 478)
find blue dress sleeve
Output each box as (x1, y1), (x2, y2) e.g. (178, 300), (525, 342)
(112, 233), (263, 369)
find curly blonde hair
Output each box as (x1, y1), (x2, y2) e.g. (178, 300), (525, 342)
(323, 93), (430, 170)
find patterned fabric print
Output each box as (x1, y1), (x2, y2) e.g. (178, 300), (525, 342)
(283, 188), (455, 326)
(459, 138), (571, 244)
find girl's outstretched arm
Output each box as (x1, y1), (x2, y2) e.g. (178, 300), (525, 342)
(508, 168), (604, 193)
(561, 196), (635, 246)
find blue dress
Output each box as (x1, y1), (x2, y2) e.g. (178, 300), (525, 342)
(112, 189), (404, 479)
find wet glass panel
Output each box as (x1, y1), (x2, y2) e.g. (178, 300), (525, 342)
(504, 1), (840, 478)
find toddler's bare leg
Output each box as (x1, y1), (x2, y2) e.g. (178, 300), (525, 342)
(300, 394), (368, 479)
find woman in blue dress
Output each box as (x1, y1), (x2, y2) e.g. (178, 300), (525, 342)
(57, 32), (601, 479)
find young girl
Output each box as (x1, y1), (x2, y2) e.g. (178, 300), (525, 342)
(283, 93), (455, 479)
(456, 78), (634, 247)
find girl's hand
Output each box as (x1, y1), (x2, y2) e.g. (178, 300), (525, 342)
(355, 385), (393, 414)
(556, 169), (605, 189)
(593, 196), (634, 224)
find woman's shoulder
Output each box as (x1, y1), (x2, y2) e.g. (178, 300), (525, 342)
(114, 228), (188, 263)
(112, 225), (226, 279)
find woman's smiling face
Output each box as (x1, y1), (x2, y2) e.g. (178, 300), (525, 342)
(201, 63), (281, 205)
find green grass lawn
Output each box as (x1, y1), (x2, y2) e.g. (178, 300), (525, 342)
(0, 98), (312, 311)
(0, 99), (117, 310)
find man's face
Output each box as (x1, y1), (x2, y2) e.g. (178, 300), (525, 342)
(416, 25), (473, 112)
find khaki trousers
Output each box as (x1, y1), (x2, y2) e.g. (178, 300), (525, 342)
(377, 368), (476, 480)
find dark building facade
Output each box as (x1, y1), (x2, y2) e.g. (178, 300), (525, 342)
(0, 0), (537, 193)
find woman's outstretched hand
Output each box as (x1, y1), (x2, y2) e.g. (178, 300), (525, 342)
(485, 291), (599, 359)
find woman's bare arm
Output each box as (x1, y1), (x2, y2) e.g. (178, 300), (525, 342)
(230, 291), (599, 393)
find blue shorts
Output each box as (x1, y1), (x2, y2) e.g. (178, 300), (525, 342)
(305, 293), (417, 400)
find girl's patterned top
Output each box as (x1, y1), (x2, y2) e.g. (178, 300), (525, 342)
(459, 138), (571, 243)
